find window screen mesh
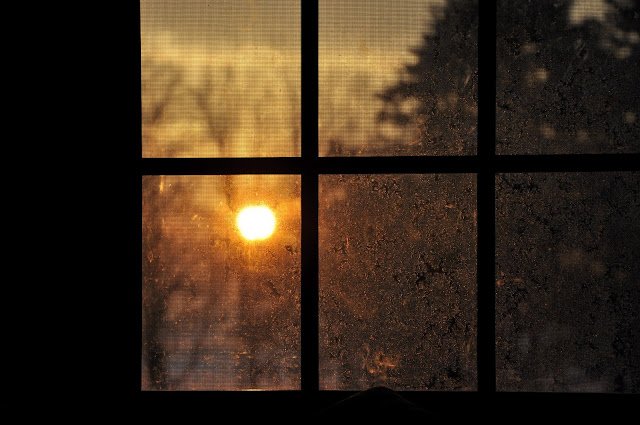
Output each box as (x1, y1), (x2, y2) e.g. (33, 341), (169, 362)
(319, 174), (477, 390)
(497, 0), (640, 154)
(319, 0), (478, 156)
(142, 175), (300, 390)
(140, 1), (300, 157)
(138, 0), (640, 395)
(496, 172), (640, 392)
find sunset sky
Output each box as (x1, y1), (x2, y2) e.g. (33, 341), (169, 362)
(140, 0), (617, 157)
(140, 0), (443, 51)
(141, 0), (300, 50)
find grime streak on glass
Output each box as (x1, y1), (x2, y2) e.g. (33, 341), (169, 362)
(142, 175), (300, 390)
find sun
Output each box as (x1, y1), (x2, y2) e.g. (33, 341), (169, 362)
(236, 205), (276, 241)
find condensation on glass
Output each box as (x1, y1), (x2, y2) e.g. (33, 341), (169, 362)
(142, 175), (300, 390)
(496, 172), (640, 392)
(319, 174), (477, 390)
(497, 0), (640, 154)
(319, 0), (478, 156)
(141, 1), (300, 157)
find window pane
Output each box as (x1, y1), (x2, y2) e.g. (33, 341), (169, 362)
(141, 1), (300, 157)
(497, 0), (640, 154)
(319, 0), (478, 156)
(496, 172), (640, 392)
(142, 175), (300, 390)
(319, 174), (477, 390)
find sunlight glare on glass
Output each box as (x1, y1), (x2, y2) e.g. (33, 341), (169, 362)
(237, 206), (276, 241)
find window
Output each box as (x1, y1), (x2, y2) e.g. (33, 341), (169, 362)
(132, 0), (640, 415)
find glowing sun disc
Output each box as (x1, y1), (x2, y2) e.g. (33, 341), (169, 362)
(236, 206), (276, 241)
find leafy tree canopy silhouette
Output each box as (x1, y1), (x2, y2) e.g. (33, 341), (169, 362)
(496, 0), (640, 153)
(377, 0), (478, 155)
(378, 0), (639, 154)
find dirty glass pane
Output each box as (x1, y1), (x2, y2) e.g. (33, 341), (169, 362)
(142, 175), (300, 390)
(497, 0), (640, 154)
(141, 1), (300, 157)
(319, 174), (477, 390)
(319, 0), (478, 156)
(496, 173), (640, 392)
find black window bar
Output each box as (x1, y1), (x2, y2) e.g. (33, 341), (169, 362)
(130, 0), (640, 416)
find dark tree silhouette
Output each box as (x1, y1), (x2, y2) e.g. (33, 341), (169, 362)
(377, 0), (478, 155)
(493, 0), (640, 393)
(374, 0), (640, 392)
(377, 0), (639, 155)
(496, 0), (640, 154)
(192, 66), (236, 155)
